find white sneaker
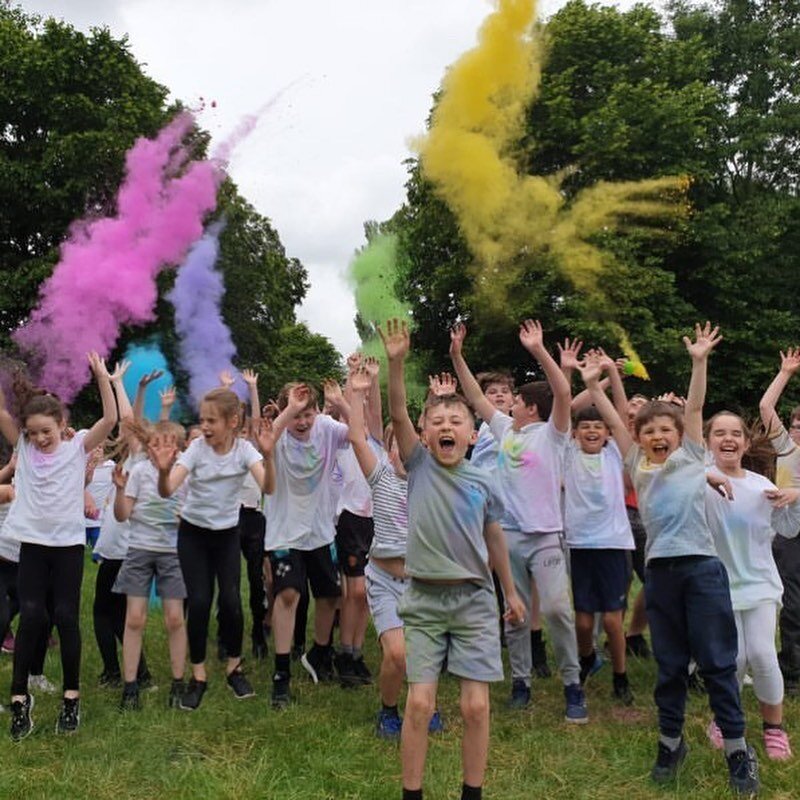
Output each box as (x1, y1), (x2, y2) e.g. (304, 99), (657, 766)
(743, 673), (754, 687)
(29, 674), (57, 694)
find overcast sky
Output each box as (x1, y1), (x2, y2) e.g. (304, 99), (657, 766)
(18, 0), (637, 357)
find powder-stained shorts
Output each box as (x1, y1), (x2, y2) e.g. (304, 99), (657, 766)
(113, 548), (187, 600)
(365, 561), (409, 637)
(398, 579), (503, 683)
(569, 547), (630, 613)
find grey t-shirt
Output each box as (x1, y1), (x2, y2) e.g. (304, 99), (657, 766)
(624, 437), (717, 563)
(126, 460), (183, 553)
(404, 443), (504, 587)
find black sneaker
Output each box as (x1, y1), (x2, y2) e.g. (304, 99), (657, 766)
(352, 656), (373, 685)
(651, 738), (688, 784)
(625, 633), (651, 659)
(532, 639), (551, 679)
(727, 746), (760, 796)
(168, 679), (185, 709)
(612, 677), (634, 706)
(120, 682), (140, 711)
(179, 678), (208, 711)
(9, 694), (34, 742)
(271, 671), (291, 709)
(508, 678), (531, 709)
(226, 667), (255, 699)
(334, 652), (359, 688)
(55, 696), (80, 735)
(301, 646), (334, 684)
(98, 669), (122, 689)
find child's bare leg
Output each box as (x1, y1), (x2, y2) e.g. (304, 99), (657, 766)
(627, 588), (647, 636)
(529, 581), (542, 631)
(460, 679), (490, 788)
(574, 611), (595, 657)
(401, 681), (437, 790)
(379, 628), (406, 706)
(340, 576), (368, 649)
(761, 700), (783, 726)
(122, 596), (147, 683)
(163, 599), (187, 680)
(603, 610), (626, 673)
(272, 588), (300, 653)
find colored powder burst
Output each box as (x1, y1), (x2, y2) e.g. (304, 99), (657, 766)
(168, 220), (246, 407)
(122, 342), (174, 422)
(14, 112), (218, 402)
(415, 0), (689, 377)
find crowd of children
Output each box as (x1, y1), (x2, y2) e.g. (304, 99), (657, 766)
(2, 317), (800, 800)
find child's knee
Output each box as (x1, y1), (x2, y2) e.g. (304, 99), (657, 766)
(163, 609), (184, 632)
(460, 690), (489, 725)
(406, 689), (436, 721)
(383, 636), (406, 674)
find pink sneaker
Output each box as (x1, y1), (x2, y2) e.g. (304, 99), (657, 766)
(764, 727), (792, 760)
(1, 631), (14, 655)
(707, 719), (724, 750)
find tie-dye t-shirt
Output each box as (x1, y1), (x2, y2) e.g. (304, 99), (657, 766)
(770, 424), (800, 490)
(367, 460), (407, 559)
(404, 443), (504, 587)
(265, 414), (350, 551)
(705, 469), (800, 610)
(126, 460), (186, 553)
(564, 440), (634, 549)
(488, 412), (568, 533)
(624, 437), (716, 563)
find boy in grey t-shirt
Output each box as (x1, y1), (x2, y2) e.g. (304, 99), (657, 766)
(380, 318), (524, 800)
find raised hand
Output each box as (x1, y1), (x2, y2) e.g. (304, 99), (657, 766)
(346, 352), (363, 372)
(160, 385), (177, 407)
(428, 372), (459, 397)
(219, 369), (235, 389)
(242, 368), (258, 387)
(378, 318), (410, 362)
(108, 360), (131, 383)
(139, 369), (164, 388)
(683, 321), (722, 361)
(557, 337), (583, 371)
(596, 347), (617, 373)
(148, 433), (178, 471)
(364, 356), (380, 379)
(286, 384), (310, 413)
(111, 463), (128, 490)
(449, 322), (467, 359)
(261, 400), (280, 421)
(349, 365), (372, 394)
(88, 351), (110, 380)
(255, 417), (276, 456)
(519, 319), (545, 353)
(780, 347), (800, 375)
(322, 379), (344, 407)
(577, 351), (603, 386)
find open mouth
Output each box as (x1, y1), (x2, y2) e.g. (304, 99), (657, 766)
(438, 435), (456, 455)
(652, 444), (669, 456)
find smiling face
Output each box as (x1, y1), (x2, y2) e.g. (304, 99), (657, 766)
(574, 419), (609, 454)
(637, 414), (682, 464)
(287, 406), (318, 441)
(25, 413), (65, 454)
(198, 400), (238, 452)
(422, 398), (476, 467)
(707, 412), (748, 474)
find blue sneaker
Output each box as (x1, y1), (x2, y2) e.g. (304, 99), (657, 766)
(564, 683), (588, 724)
(428, 710), (444, 733)
(375, 708), (403, 740)
(508, 678), (531, 709)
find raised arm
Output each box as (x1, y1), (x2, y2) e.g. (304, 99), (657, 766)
(252, 417), (276, 495)
(133, 370), (163, 422)
(378, 318), (419, 461)
(347, 365), (379, 479)
(323, 379), (351, 424)
(448, 323), (499, 424)
(270, 384), (312, 444)
(598, 349), (629, 421)
(578, 353), (634, 457)
(84, 353), (119, 452)
(108, 360), (132, 420)
(363, 356), (383, 441)
(159, 386), (176, 422)
(242, 369), (261, 422)
(759, 348), (800, 436)
(519, 319), (572, 433)
(0, 384), (19, 447)
(682, 322), (722, 444)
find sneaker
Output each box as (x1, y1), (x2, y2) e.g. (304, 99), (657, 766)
(625, 633), (650, 659)
(2, 631), (14, 655)
(98, 669), (122, 689)
(532, 639), (552, 679)
(137, 669), (156, 692)
(508, 678), (531, 709)
(179, 678), (207, 711)
(252, 640), (268, 661)
(9, 694), (34, 742)
(651, 738), (688, 784)
(168, 679), (186, 709)
(764, 727), (792, 761)
(300, 647), (334, 684)
(120, 684), (140, 711)
(28, 674), (57, 694)
(707, 719), (724, 750)
(726, 745), (760, 795)
(226, 667), (255, 699)
(55, 696), (80, 735)
(612, 678), (634, 706)
(579, 650), (604, 685)
(334, 652), (359, 688)
(352, 656), (373, 686)
(375, 707), (403, 740)
(564, 683), (588, 724)
(743, 673), (754, 687)
(428, 709), (445, 733)
(271, 671), (291, 709)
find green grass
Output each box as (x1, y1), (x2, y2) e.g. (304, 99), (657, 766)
(0, 559), (799, 799)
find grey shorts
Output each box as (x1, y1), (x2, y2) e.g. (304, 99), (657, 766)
(113, 548), (187, 600)
(398, 579), (503, 684)
(365, 562), (409, 637)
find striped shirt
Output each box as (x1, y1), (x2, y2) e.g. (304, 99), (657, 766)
(367, 460), (408, 559)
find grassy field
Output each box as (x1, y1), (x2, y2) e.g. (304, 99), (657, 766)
(0, 558), (798, 799)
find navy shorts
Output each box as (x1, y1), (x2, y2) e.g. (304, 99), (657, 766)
(570, 548), (630, 613)
(335, 510), (374, 577)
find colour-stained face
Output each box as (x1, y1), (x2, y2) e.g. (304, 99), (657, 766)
(484, 382), (513, 414)
(574, 419), (609, 455)
(707, 413), (748, 472)
(287, 407), (318, 442)
(637, 414), (681, 465)
(422, 402), (477, 467)
(24, 413), (65, 454)
(198, 401), (238, 450)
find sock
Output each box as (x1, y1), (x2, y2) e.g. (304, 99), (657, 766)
(461, 784), (482, 800)
(530, 629), (543, 648)
(722, 737), (747, 757)
(613, 671), (628, 688)
(353, 647), (362, 660)
(763, 721), (783, 731)
(402, 789), (422, 800)
(124, 680), (138, 692)
(659, 734), (682, 752)
(341, 644), (354, 656)
(275, 653), (290, 675)
(382, 703), (399, 716)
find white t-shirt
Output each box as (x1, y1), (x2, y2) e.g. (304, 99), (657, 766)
(264, 414), (349, 551)
(94, 453), (147, 561)
(239, 471), (262, 510)
(335, 440), (380, 519)
(564, 440), (634, 549)
(126, 460), (185, 552)
(6, 430), (89, 547)
(85, 459), (114, 527)
(488, 411), (568, 533)
(0, 503), (20, 562)
(705, 469), (800, 610)
(177, 437), (262, 530)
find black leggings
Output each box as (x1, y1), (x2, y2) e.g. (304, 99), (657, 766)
(178, 520), (243, 664)
(239, 508), (267, 644)
(12, 543), (84, 696)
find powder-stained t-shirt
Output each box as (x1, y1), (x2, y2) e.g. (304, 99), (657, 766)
(624, 437), (716, 563)
(404, 442), (504, 588)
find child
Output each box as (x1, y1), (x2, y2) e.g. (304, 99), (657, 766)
(704, 410), (799, 759)
(579, 325), (760, 795)
(264, 382), (349, 707)
(152, 387), (275, 710)
(2, 353), (118, 741)
(450, 320), (585, 720)
(113, 421), (189, 711)
(380, 318), (524, 800)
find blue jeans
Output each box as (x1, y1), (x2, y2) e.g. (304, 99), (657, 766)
(645, 555), (744, 739)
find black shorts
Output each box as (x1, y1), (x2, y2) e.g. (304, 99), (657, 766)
(335, 510), (374, 577)
(268, 544), (341, 599)
(570, 548), (630, 613)
(627, 505), (647, 583)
